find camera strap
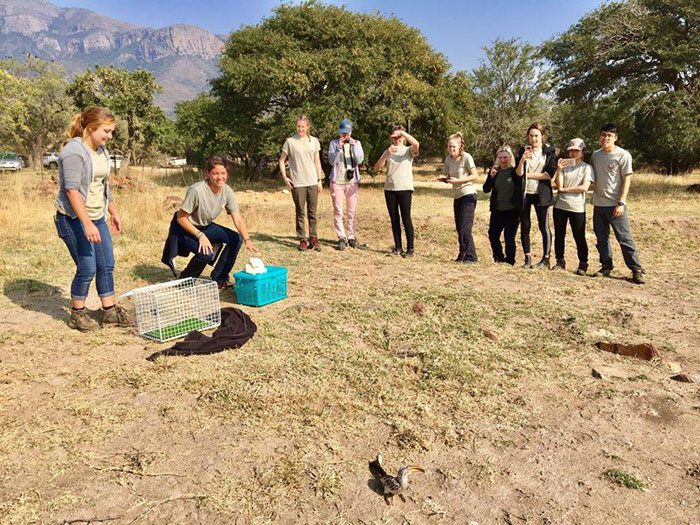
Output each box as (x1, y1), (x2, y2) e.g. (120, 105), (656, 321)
(341, 142), (356, 173)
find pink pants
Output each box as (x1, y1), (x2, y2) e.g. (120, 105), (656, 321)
(330, 182), (359, 240)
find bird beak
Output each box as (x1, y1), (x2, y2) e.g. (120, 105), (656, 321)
(407, 465), (425, 473)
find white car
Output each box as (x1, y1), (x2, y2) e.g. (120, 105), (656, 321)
(164, 157), (187, 168)
(0, 152), (22, 171)
(43, 151), (59, 169)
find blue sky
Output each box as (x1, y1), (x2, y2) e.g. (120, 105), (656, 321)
(51, 0), (603, 71)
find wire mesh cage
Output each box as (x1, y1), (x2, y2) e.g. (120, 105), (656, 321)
(121, 278), (221, 342)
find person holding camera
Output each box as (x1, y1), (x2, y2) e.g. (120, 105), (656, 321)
(483, 146), (521, 265)
(279, 115), (325, 251)
(515, 123), (558, 269)
(552, 138), (593, 275)
(440, 132), (480, 263)
(590, 123), (645, 284)
(373, 125), (420, 257)
(327, 119), (365, 251)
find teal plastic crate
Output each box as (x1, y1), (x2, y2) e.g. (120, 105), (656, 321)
(233, 266), (288, 307)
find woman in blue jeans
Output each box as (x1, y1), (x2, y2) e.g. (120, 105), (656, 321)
(174, 155), (259, 288)
(54, 107), (133, 332)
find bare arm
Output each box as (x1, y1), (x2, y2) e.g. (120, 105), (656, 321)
(613, 174), (633, 217)
(314, 150), (324, 192)
(278, 152), (293, 189)
(401, 131), (420, 156)
(231, 211), (259, 254)
(373, 149), (390, 172)
(177, 209), (213, 255)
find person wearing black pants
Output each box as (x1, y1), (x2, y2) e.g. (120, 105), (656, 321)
(515, 123), (558, 269)
(441, 132), (480, 263)
(384, 190), (414, 253)
(374, 125), (420, 257)
(483, 146), (521, 264)
(552, 138), (593, 274)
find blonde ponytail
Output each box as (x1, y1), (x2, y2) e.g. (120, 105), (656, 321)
(64, 107), (116, 143)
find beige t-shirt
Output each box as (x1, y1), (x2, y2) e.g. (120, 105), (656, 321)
(555, 162), (594, 213)
(180, 181), (239, 227)
(590, 146), (633, 207)
(384, 145), (415, 191)
(281, 134), (321, 187)
(443, 153), (477, 199)
(85, 149), (110, 220)
(525, 149), (545, 195)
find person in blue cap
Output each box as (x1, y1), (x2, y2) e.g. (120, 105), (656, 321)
(327, 119), (365, 250)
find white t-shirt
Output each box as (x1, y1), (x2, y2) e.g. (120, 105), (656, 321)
(555, 162), (594, 213)
(443, 153), (477, 199)
(85, 148), (110, 220)
(590, 146), (633, 207)
(384, 145), (415, 191)
(281, 134), (321, 187)
(525, 149), (545, 195)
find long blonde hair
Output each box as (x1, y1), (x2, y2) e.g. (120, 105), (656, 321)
(495, 145), (515, 167)
(447, 132), (465, 158)
(65, 107), (116, 142)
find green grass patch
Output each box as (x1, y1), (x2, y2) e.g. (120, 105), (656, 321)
(604, 468), (647, 489)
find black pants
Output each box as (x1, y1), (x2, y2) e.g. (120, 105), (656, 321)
(553, 207), (588, 267)
(488, 208), (519, 264)
(385, 190), (414, 251)
(454, 195), (477, 261)
(521, 194), (551, 256)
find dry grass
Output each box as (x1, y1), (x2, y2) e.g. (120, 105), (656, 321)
(0, 167), (699, 523)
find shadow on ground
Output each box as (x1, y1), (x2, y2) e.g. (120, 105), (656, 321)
(3, 278), (67, 321)
(132, 264), (176, 284)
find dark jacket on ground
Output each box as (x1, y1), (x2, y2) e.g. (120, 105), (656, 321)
(482, 167), (523, 212)
(514, 144), (558, 206)
(147, 307), (257, 360)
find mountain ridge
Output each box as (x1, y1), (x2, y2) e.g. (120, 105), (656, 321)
(0, 0), (226, 115)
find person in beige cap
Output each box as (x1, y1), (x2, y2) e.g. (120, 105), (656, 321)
(552, 138), (593, 275)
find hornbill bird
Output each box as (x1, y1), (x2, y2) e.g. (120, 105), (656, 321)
(368, 453), (424, 505)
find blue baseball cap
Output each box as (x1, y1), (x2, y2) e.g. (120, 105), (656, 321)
(338, 119), (353, 133)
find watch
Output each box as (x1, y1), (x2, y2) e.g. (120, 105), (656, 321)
(617, 201), (626, 206)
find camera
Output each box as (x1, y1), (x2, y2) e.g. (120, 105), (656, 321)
(345, 168), (354, 181)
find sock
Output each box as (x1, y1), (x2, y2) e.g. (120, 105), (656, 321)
(72, 307), (85, 312)
(103, 305), (115, 310)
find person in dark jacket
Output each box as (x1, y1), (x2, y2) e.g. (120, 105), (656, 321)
(483, 146), (521, 265)
(515, 123), (558, 269)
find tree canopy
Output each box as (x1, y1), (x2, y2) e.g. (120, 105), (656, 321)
(177, 2), (475, 177)
(542, 0), (700, 173)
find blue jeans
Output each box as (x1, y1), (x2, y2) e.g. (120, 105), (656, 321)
(593, 206), (643, 271)
(55, 213), (115, 300)
(177, 222), (242, 284)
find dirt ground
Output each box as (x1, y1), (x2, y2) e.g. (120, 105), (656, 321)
(0, 167), (698, 524)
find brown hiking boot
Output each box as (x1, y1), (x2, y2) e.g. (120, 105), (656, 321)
(310, 236), (321, 251)
(68, 308), (100, 332)
(101, 304), (134, 328)
(298, 239), (308, 251)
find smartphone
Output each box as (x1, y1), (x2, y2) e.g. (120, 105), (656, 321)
(560, 158), (576, 168)
(525, 145), (533, 152)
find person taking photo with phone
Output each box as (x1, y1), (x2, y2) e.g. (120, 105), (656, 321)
(483, 146), (521, 265)
(440, 132), (480, 263)
(515, 123), (558, 269)
(374, 125), (420, 257)
(552, 138), (593, 275)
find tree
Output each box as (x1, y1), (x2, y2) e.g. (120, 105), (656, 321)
(470, 39), (552, 166)
(542, 0), (700, 173)
(202, 1), (475, 178)
(0, 58), (74, 168)
(67, 66), (169, 164)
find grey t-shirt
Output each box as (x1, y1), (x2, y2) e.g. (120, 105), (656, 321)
(590, 146), (633, 207)
(525, 149), (545, 195)
(180, 181), (239, 227)
(443, 153), (477, 199)
(384, 145), (415, 191)
(281, 134), (321, 187)
(555, 162), (594, 213)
